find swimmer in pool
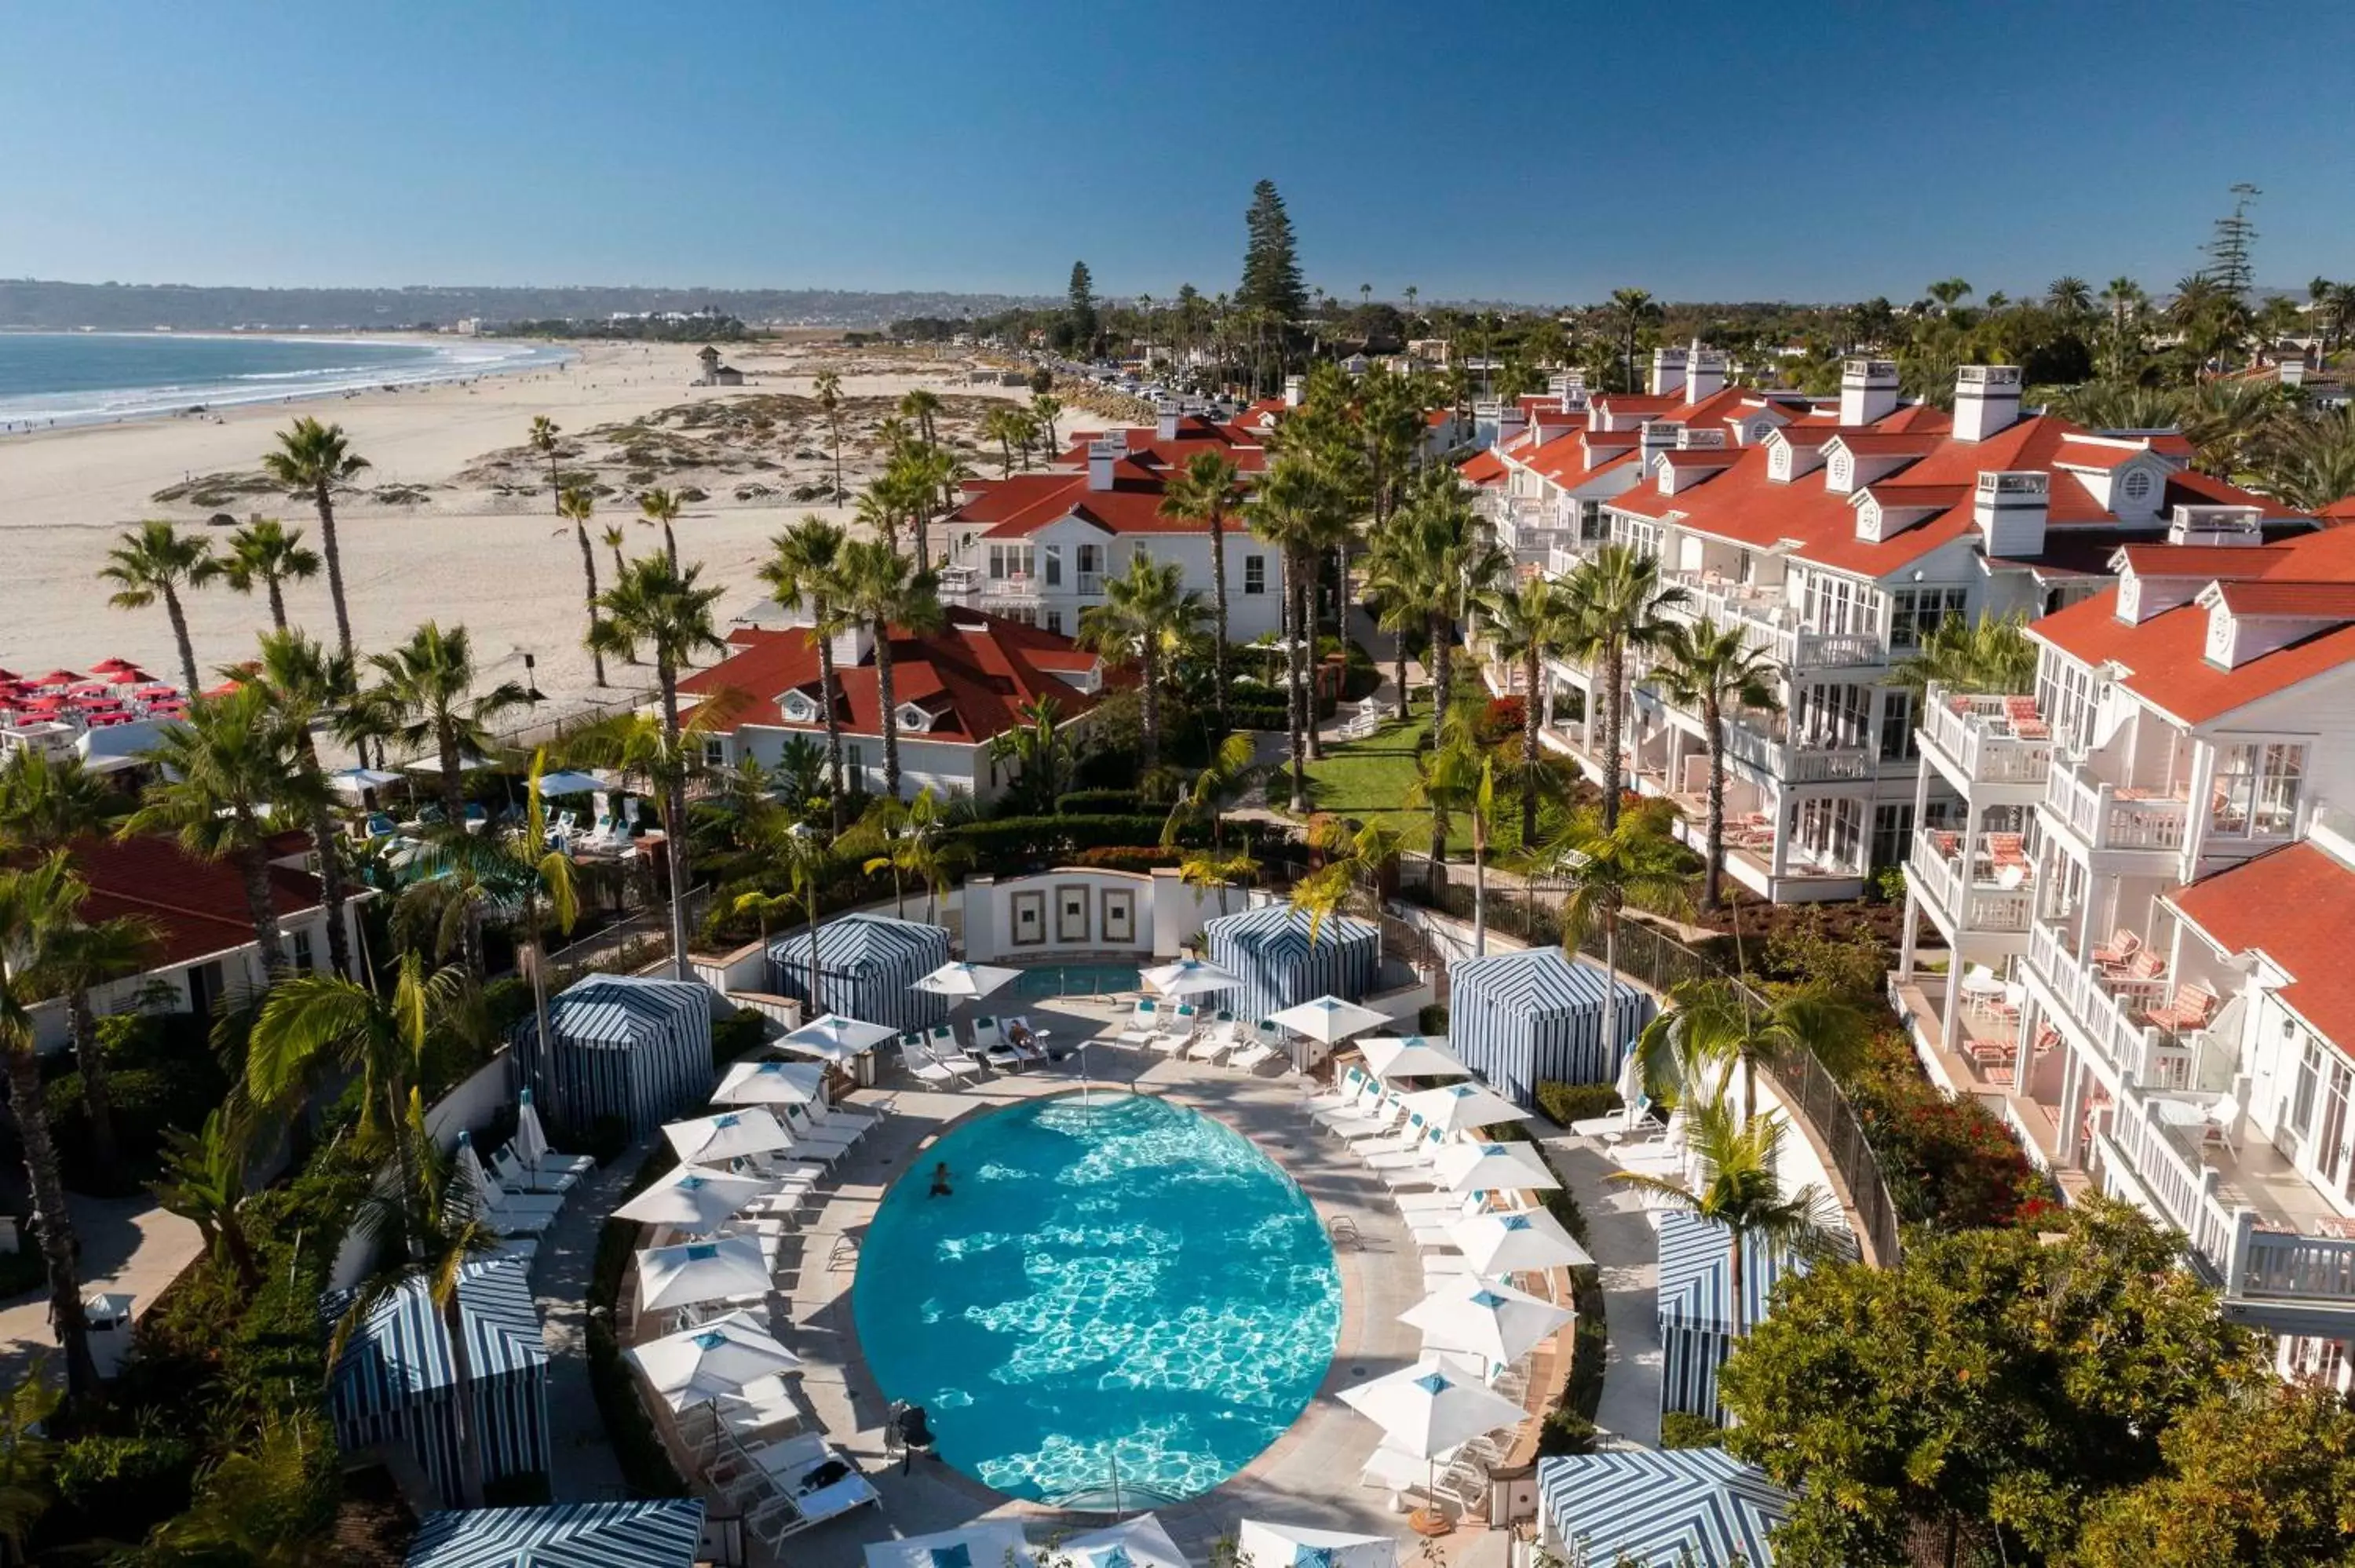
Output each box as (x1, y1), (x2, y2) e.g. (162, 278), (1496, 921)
(929, 1161), (953, 1198)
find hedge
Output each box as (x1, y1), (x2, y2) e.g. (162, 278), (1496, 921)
(947, 815), (1287, 876)
(1225, 691), (1338, 731)
(1064, 846), (1184, 873)
(1053, 789), (1144, 815)
(1535, 1081), (1624, 1129)
(1659, 1411), (1725, 1449)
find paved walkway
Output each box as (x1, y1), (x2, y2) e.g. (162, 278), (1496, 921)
(1532, 1126), (1662, 1447)
(531, 1143), (644, 1502)
(0, 1194), (201, 1387)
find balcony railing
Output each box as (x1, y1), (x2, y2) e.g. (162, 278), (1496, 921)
(1716, 717), (1874, 784)
(1663, 571), (1888, 670)
(1075, 572), (1104, 596)
(2043, 759), (2190, 852)
(1907, 827), (2033, 932)
(1919, 687), (2054, 787)
(2028, 920), (2168, 1083)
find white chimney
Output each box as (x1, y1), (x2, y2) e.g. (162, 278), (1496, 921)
(1283, 374), (1305, 408)
(1648, 345), (1688, 398)
(1156, 399), (1183, 440)
(1973, 471), (2049, 556)
(1086, 432), (1124, 491)
(2280, 359), (2309, 388)
(831, 622), (875, 669)
(1953, 365), (2022, 442)
(1495, 407), (1528, 448)
(1685, 343), (1727, 404)
(1639, 420), (1683, 472)
(1838, 358), (1900, 426)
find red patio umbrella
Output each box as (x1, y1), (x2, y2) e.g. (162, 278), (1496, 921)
(0, 668), (18, 684)
(106, 667), (153, 686)
(88, 658), (139, 674)
(132, 683), (177, 697)
(35, 669), (82, 687)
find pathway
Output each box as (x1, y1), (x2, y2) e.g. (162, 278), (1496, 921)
(1532, 1124), (1663, 1446)
(531, 1143), (644, 1502)
(0, 1194), (201, 1388)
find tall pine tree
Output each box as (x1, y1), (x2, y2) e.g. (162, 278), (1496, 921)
(1238, 181), (1305, 394)
(1067, 260), (1099, 359)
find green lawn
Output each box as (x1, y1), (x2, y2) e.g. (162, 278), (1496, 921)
(1292, 718), (1554, 857)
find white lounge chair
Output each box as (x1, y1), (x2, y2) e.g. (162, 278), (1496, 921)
(926, 1025), (985, 1081)
(1002, 1014), (1049, 1065)
(1314, 1082), (1391, 1132)
(1187, 1019), (1240, 1063)
(1115, 999), (1164, 1047)
(492, 1145), (576, 1196)
(899, 1039), (958, 1086)
(970, 1016), (1022, 1072)
(1305, 1064), (1371, 1114)
(742, 1431), (878, 1544)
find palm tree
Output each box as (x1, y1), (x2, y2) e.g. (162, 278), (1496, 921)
(587, 556), (727, 980)
(843, 787), (964, 922)
(1159, 451), (1247, 725)
(601, 523), (628, 580)
(0, 858), (100, 1399)
(1161, 732), (1258, 851)
(1032, 392), (1063, 452)
(154, 1107), (260, 1290)
(1407, 718), (1496, 944)
(1651, 618), (1781, 910)
(1563, 544), (1689, 830)
(1287, 817), (1404, 946)
(855, 472), (912, 554)
(1611, 1099), (1841, 1339)
(249, 629), (359, 979)
(1513, 800), (1690, 1063)
(123, 685), (296, 975)
(528, 414), (564, 504)
(2260, 407), (2355, 510)
(1480, 574), (1579, 845)
(980, 406), (1027, 477)
(22, 896), (155, 1177)
(1179, 849), (1258, 917)
(0, 1353), (61, 1552)
(758, 517), (853, 830)
(899, 386), (942, 450)
(1888, 612), (2036, 698)
(362, 622), (530, 830)
(812, 369), (845, 498)
(0, 749), (124, 855)
(639, 487), (685, 569)
(1609, 288), (1656, 392)
(1393, 467), (1509, 764)
(559, 487), (607, 687)
(1926, 278), (1975, 312)
(1362, 516), (1429, 724)
(100, 520), (218, 694)
(770, 824), (836, 1014)
(987, 696), (1078, 814)
(1250, 456), (1342, 809)
(141, 1412), (333, 1566)
(261, 417), (369, 663)
(832, 540), (943, 802)
(2046, 275), (2094, 317)
(219, 517), (320, 633)
(1078, 553), (1204, 777)
(1645, 977), (1869, 1127)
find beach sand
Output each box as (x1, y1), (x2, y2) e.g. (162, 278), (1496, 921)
(0, 341), (1046, 729)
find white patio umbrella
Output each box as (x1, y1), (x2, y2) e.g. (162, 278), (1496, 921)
(1449, 1206), (1594, 1276)
(325, 766), (402, 797)
(637, 1234), (772, 1315)
(712, 1058), (827, 1108)
(613, 1166), (773, 1234)
(1236, 1519), (1397, 1568)
(1358, 1035), (1469, 1081)
(1615, 1041), (1648, 1131)
(1401, 1278), (1573, 1372)
(625, 1310), (802, 1413)
(1433, 1140), (1561, 1194)
(400, 749), (495, 776)
(514, 1090), (590, 1179)
(864, 1522), (1037, 1568)
(911, 961), (1021, 1000)
(1266, 994), (1389, 1044)
(779, 1012), (897, 1065)
(1401, 1081), (1537, 1137)
(663, 1108), (794, 1166)
(1061, 1514), (1188, 1568)
(1336, 1359), (1528, 1527)
(1141, 956), (1244, 997)
(534, 768), (607, 797)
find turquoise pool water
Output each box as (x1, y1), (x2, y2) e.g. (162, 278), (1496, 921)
(1009, 962), (1143, 999)
(853, 1094), (1339, 1504)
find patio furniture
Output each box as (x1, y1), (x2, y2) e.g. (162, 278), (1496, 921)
(491, 1145), (576, 1197)
(2150, 981), (2218, 1034)
(969, 1015), (1023, 1071)
(899, 1038), (958, 1086)
(2201, 1091), (2242, 1156)
(2092, 928), (2143, 967)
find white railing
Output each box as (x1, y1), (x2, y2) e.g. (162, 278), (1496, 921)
(2028, 921), (2165, 1081)
(2043, 760), (2189, 851)
(1714, 716), (1872, 785)
(1075, 572), (1104, 596)
(1908, 827), (2034, 932)
(1663, 571), (1889, 670)
(1920, 688), (2054, 786)
(1791, 630), (1889, 669)
(2240, 1224), (2355, 1304)
(2102, 1095), (2240, 1266)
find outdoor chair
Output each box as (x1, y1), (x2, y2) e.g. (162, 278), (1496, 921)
(1002, 1014), (1049, 1064)
(970, 1016), (1022, 1071)
(2091, 928), (2143, 967)
(2151, 981), (2218, 1034)
(1305, 1064), (1371, 1114)
(899, 1039), (958, 1087)
(492, 1145), (576, 1196)
(1115, 999), (1163, 1046)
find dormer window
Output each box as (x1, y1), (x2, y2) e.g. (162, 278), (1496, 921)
(781, 692), (813, 721)
(895, 704), (930, 733)
(2120, 469), (2154, 503)
(1768, 441), (1792, 483)
(1827, 452), (1853, 490)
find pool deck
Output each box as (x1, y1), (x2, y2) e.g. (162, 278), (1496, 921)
(631, 992), (1511, 1568)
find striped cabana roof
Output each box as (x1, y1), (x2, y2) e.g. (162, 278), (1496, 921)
(407, 1499), (705, 1566)
(769, 912), (951, 1033)
(1656, 1211), (1813, 1424)
(1537, 1448), (1792, 1567)
(1204, 903), (1380, 1028)
(1447, 945), (1656, 1107)
(515, 973), (713, 1140)
(327, 1258), (550, 1507)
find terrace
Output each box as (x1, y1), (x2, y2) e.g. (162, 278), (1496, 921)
(1905, 826), (2034, 934)
(1659, 569), (1886, 671)
(1916, 687), (2054, 793)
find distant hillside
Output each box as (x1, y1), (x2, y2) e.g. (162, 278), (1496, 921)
(0, 279), (1056, 332)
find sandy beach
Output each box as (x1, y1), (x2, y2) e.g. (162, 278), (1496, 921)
(0, 340), (1048, 730)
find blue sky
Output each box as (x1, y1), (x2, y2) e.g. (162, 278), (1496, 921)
(5, 0), (2350, 304)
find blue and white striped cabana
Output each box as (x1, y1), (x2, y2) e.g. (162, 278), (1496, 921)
(769, 913), (951, 1033)
(1447, 945), (1656, 1107)
(1205, 903), (1379, 1026)
(327, 1257), (550, 1508)
(1537, 1448), (1792, 1567)
(516, 974), (713, 1140)
(1656, 1211), (1809, 1425)
(407, 1499), (706, 1567)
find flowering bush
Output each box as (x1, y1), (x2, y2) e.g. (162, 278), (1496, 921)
(1477, 695), (1528, 745)
(1845, 1030), (2057, 1230)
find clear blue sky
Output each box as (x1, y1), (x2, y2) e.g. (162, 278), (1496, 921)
(6, 0), (2350, 304)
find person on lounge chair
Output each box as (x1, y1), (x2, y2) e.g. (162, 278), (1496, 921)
(1006, 1018), (1039, 1056)
(929, 1161), (954, 1198)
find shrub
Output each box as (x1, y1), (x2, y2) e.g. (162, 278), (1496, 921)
(1477, 695), (1528, 746)
(1065, 846), (1181, 873)
(52, 1431), (197, 1541)
(712, 1010), (768, 1064)
(1054, 789), (1143, 815)
(1659, 1411), (1725, 1449)
(1535, 1081), (1624, 1129)
(1224, 691), (1338, 732)
(46, 1011), (231, 1191)
(1845, 1030), (2057, 1231)
(1417, 1003), (1448, 1035)
(1536, 1409), (1597, 1457)
(949, 814), (1196, 875)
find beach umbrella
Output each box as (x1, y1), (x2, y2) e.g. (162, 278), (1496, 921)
(1337, 1359), (1527, 1526)
(1266, 994), (1389, 1045)
(35, 669), (80, 687)
(514, 1090), (590, 1180)
(1433, 1140), (1561, 1194)
(1236, 1519), (1397, 1568)
(1141, 956), (1245, 997)
(911, 960), (1020, 1000)
(1401, 1278), (1573, 1371)
(637, 1235), (771, 1315)
(1613, 1043), (1652, 1132)
(1061, 1515), (1188, 1568)
(1401, 1081), (1538, 1137)
(534, 768), (607, 797)
(0, 667), (17, 683)
(613, 1165), (773, 1234)
(778, 1012), (896, 1064)
(663, 1108), (794, 1166)
(625, 1310), (802, 1413)
(326, 766), (403, 797)
(1449, 1207), (1594, 1276)
(864, 1524), (1038, 1568)
(1359, 1035), (1470, 1081)
(711, 1058), (826, 1108)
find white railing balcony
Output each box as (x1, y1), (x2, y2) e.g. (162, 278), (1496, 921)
(1663, 571), (1887, 671)
(2043, 758), (2190, 852)
(2028, 921), (2181, 1084)
(1715, 714), (1874, 785)
(977, 574), (1042, 605)
(1075, 572), (1104, 596)
(1919, 686), (2054, 787)
(1907, 827), (2032, 932)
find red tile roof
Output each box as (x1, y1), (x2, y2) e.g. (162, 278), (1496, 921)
(2113, 545), (2295, 577)
(952, 458), (1239, 539)
(2168, 843), (2355, 1051)
(678, 613), (1114, 744)
(1458, 450), (1509, 486)
(2210, 581), (2355, 618)
(51, 835), (327, 970)
(2320, 496), (2355, 524)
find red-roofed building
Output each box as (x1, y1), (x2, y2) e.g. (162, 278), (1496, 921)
(677, 611), (1121, 805)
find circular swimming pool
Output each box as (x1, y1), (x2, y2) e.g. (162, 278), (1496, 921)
(853, 1093), (1340, 1505)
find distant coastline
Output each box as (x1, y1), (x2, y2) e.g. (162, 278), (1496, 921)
(0, 331), (573, 433)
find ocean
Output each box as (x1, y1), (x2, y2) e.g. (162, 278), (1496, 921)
(0, 332), (571, 429)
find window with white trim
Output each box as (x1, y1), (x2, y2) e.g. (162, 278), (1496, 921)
(1243, 555), (1266, 595)
(2211, 741), (2306, 837)
(2119, 468), (2155, 504)
(1887, 586), (1969, 651)
(2036, 658), (2098, 754)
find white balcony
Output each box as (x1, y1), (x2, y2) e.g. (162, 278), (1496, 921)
(1907, 826), (2033, 933)
(1075, 572), (1104, 597)
(1917, 687), (2054, 791)
(2025, 920), (2239, 1092)
(2042, 758), (2190, 854)
(1663, 571), (1888, 671)
(1716, 717), (1874, 785)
